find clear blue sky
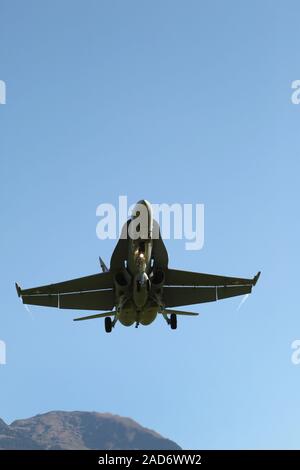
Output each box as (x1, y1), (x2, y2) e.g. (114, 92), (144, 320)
(1, 0), (300, 450)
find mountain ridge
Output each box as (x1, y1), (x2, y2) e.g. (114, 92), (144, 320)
(0, 411), (181, 450)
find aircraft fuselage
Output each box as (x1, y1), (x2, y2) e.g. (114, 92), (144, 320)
(115, 200), (160, 327)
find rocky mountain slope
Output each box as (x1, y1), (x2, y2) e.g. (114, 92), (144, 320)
(0, 411), (181, 450)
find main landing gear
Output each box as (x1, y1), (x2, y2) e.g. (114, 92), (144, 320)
(105, 317), (112, 333)
(170, 313), (177, 330)
(104, 315), (118, 333)
(162, 312), (177, 330)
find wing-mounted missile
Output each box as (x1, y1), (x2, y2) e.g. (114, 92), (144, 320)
(15, 283), (22, 298)
(253, 271), (261, 286)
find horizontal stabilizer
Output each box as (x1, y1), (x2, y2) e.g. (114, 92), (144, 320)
(160, 309), (199, 316)
(73, 311), (116, 321)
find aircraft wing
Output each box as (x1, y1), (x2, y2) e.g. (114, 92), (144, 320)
(163, 269), (260, 308)
(165, 269), (260, 287)
(15, 271), (115, 311)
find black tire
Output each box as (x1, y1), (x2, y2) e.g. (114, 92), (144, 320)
(170, 313), (177, 330)
(105, 316), (112, 333)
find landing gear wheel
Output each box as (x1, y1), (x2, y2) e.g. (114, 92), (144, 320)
(170, 313), (177, 330)
(105, 317), (112, 333)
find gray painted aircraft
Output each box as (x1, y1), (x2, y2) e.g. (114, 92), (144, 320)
(16, 200), (260, 333)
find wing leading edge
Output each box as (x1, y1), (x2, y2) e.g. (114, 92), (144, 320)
(165, 269), (260, 287)
(16, 271), (113, 296)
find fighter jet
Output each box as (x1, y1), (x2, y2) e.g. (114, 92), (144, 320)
(15, 200), (260, 333)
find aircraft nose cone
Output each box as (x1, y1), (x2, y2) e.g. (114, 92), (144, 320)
(132, 200), (152, 216)
(136, 199), (151, 211)
(130, 200), (154, 240)
(137, 199), (150, 206)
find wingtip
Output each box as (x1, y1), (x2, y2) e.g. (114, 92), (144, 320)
(15, 282), (22, 297)
(253, 271), (261, 286)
